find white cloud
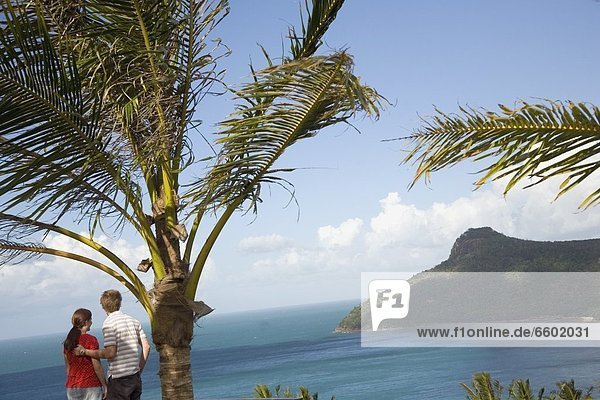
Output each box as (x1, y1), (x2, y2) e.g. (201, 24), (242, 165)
(499, 177), (600, 240)
(318, 218), (363, 248)
(366, 190), (512, 252)
(238, 234), (289, 253)
(0, 233), (150, 300)
(245, 176), (600, 279)
(361, 177), (600, 270)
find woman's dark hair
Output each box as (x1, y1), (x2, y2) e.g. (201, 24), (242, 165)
(63, 308), (92, 351)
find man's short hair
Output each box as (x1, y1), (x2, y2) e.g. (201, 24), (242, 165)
(101, 290), (122, 313)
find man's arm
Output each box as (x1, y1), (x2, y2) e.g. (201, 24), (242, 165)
(138, 336), (150, 373)
(74, 344), (116, 360)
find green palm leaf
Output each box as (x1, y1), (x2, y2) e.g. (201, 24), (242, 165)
(0, 239), (149, 312)
(508, 379), (544, 400)
(182, 0), (382, 294)
(64, 0), (229, 235)
(0, 0), (229, 277)
(188, 52), (379, 213)
(402, 101), (600, 208)
(290, 0), (344, 59)
(74, 0), (228, 171)
(0, 0), (140, 227)
(0, 0), (167, 293)
(552, 380), (593, 400)
(183, 52), (380, 295)
(462, 372), (503, 400)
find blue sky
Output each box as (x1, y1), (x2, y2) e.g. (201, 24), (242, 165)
(2, 0), (600, 340)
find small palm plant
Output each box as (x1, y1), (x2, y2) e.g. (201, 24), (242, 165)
(551, 380), (593, 400)
(462, 372), (504, 400)
(462, 373), (594, 400)
(254, 384), (335, 400)
(508, 379), (544, 400)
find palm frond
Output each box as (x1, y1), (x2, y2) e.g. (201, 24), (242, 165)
(71, 0), (178, 169)
(185, 52), (380, 214)
(0, 0), (142, 228)
(402, 100), (600, 208)
(183, 51), (381, 297)
(0, 213), (45, 241)
(184, 0), (356, 221)
(46, 0), (231, 242)
(182, 0), (381, 298)
(0, 238), (152, 313)
(170, 0), (230, 187)
(551, 380), (593, 400)
(0, 239), (46, 264)
(461, 372), (503, 400)
(0, 212), (147, 299)
(290, 0), (345, 59)
(254, 384), (272, 398)
(508, 379), (543, 400)
(69, 0), (228, 176)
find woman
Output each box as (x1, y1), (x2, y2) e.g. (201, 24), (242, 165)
(63, 308), (107, 400)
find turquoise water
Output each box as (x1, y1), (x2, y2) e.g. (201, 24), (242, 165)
(2, 300), (600, 399)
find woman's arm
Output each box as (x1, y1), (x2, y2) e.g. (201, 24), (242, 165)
(64, 353), (69, 375)
(91, 358), (107, 394)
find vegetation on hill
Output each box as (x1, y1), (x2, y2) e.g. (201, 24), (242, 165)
(435, 227), (600, 272)
(335, 305), (361, 333)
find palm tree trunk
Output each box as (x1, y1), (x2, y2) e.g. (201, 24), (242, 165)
(152, 278), (195, 400)
(156, 343), (194, 399)
(152, 203), (195, 400)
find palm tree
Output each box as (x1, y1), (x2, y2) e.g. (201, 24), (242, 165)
(461, 373), (594, 400)
(509, 378), (544, 400)
(0, 0), (382, 399)
(401, 101), (600, 209)
(462, 372), (504, 400)
(254, 384), (329, 400)
(551, 380), (593, 400)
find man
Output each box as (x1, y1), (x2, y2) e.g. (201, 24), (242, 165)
(75, 290), (151, 400)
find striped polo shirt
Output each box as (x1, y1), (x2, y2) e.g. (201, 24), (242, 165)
(102, 310), (147, 378)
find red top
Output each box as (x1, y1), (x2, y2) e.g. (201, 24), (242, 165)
(64, 333), (102, 388)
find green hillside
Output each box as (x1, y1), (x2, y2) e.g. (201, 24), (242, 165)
(433, 227), (600, 272)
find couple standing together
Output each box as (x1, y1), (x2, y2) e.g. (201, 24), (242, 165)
(63, 290), (151, 400)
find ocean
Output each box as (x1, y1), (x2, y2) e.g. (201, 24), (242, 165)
(1, 300), (600, 399)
